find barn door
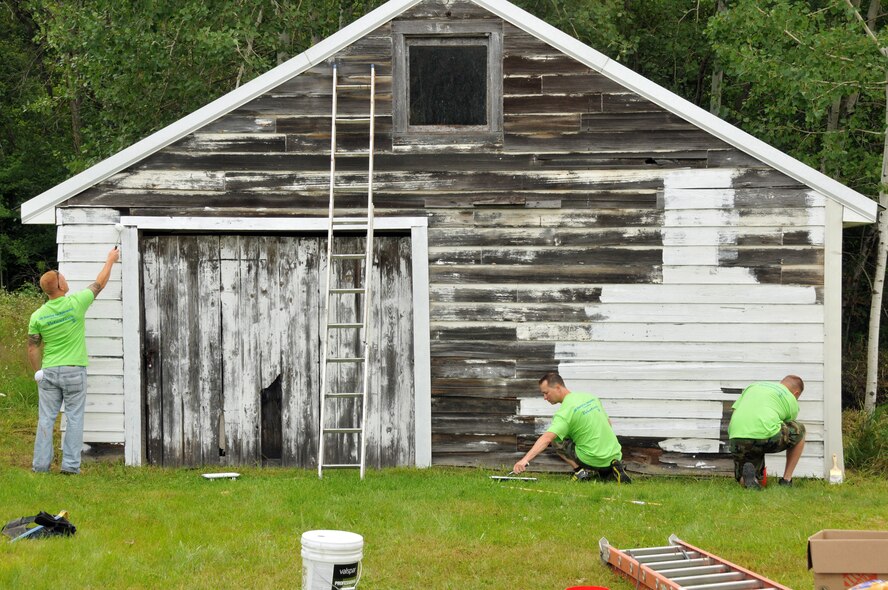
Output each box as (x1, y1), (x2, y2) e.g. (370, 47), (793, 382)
(141, 234), (414, 468)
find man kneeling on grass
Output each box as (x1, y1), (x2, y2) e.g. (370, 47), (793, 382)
(727, 374), (806, 489)
(512, 371), (631, 484)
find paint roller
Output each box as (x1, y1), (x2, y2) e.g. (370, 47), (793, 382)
(114, 223), (124, 259)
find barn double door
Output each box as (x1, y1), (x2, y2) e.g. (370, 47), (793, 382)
(141, 234), (415, 468)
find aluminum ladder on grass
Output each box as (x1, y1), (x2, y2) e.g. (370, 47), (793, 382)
(317, 63), (376, 480)
(599, 534), (792, 590)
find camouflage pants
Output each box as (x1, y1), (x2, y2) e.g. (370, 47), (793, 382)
(728, 420), (806, 481)
(552, 438), (615, 478)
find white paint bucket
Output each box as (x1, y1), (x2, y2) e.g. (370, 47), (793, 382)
(301, 529), (364, 590)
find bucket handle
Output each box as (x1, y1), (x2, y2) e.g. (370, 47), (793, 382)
(341, 562), (362, 590)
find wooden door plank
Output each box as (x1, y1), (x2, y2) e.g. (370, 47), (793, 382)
(159, 236), (183, 466)
(178, 236), (201, 466)
(142, 238), (164, 464)
(281, 237), (322, 467)
(219, 236), (242, 464)
(197, 236), (222, 465)
(238, 237), (261, 464)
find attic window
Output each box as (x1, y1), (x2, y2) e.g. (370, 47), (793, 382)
(393, 21), (503, 145)
(409, 43), (487, 125)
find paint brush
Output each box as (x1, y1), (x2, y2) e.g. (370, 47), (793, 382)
(829, 453), (844, 484)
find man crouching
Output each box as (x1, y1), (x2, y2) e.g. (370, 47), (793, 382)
(513, 371), (631, 483)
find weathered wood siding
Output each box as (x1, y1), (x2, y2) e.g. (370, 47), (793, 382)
(61, 0), (830, 475)
(141, 234), (414, 467)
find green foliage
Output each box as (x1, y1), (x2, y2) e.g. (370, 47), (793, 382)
(0, 289), (43, 409)
(0, 2), (69, 288)
(844, 406), (888, 475)
(515, 0), (719, 102)
(23, 0), (388, 166)
(707, 0), (884, 194)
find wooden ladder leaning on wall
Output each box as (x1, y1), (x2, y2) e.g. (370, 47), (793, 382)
(317, 63), (377, 480)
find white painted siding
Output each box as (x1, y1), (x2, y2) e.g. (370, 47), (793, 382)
(523, 169), (829, 477)
(57, 208), (124, 444)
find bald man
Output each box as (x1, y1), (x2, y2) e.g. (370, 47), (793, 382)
(27, 247), (119, 474)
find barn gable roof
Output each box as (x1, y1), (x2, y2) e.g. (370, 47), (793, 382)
(21, 0), (877, 225)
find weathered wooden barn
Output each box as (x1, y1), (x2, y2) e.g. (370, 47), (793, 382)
(21, 0), (877, 477)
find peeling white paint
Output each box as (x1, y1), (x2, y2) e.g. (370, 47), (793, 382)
(662, 169), (756, 285)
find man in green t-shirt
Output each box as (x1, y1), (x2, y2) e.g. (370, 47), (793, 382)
(727, 375), (806, 489)
(27, 247), (119, 474)
(513, 371), (631, 483)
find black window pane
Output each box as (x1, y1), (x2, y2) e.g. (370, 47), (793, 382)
(409, 45), (487, 126)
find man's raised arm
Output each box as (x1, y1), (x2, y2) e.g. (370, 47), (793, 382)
(89, 247), (120, 297)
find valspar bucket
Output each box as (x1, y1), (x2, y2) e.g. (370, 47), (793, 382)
(301, 530), (363, 590)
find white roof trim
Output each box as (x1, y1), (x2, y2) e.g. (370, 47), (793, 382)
(22, 0), (877, 224)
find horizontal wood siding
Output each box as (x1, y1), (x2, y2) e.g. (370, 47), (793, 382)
(55, 208), (124, 443)
(58, 0), (829, 475)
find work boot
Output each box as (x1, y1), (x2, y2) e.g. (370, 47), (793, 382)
(778, 478), (793, 487)
(742, 462), (761, 490)
(571, 468), (592, 482)
(611, 460), (632, 484)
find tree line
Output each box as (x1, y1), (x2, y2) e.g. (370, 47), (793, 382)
(1, 0), (885, 408)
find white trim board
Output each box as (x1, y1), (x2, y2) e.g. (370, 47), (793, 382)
(120, 216), (427, 232)
(21, 0), (876, 225)
(119, 215), (431, 468)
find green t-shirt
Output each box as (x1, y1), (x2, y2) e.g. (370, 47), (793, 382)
(28, 289), (95, 368)
(727, 381), (799, 440)
(547, 392), (622, 468)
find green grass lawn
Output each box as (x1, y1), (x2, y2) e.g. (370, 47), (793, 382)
(3, 291), (888, 589)
(1, 404), (887, 590)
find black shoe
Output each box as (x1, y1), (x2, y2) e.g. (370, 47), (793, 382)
(60, 470), (78, 476)
(611, 460), (632, 484)
(571, 468), (592, 482)
(741, 462), (760, 489)
(778, 478), (792, 487)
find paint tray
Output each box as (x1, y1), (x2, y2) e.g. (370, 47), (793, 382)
(201, 472), (241, 480)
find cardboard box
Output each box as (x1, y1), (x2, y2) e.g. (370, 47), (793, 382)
(808, 530), (888, 590)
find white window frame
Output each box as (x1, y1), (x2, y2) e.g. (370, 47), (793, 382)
(392, 20), (503, 144)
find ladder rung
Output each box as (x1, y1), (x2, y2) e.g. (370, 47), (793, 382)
(658, 565), (729, 577)
(336, 117), (372, 122)
(327, 357), (365, 363)
(322, 463), (363, 469)
(627, 546), (681, 557)
(328, 323), (363, 329)
(648, 558), (711, 571)
(326, 392), (365, 398)
(331, 253), (367, 260)
(677, 581), (760, 590)
(336, 84), (371, 89)
(637, 551), (700, 564)
(330, 288), (366, 294)
(323, 427), (362, 434)
(672, 572), (745, 586)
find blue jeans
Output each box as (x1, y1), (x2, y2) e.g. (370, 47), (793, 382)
(33, 366), (88, 474)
